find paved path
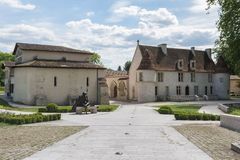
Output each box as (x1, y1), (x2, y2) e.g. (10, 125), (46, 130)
(199, 105), (225, 115)
(25, 104), (212, 160)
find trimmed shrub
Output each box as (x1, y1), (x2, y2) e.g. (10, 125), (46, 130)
(0, 113), (61, 125)
(158, 106), (173, 114)
(38, 108), (47, 112)
(174, 112), (219, 121)
(46, 103), (58, 112)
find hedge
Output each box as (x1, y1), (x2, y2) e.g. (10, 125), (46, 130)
(38, 103), (71, 113)
(0, 113), (61, 125)
(174, 112), (220, 121)
(157, 106), (173, 114)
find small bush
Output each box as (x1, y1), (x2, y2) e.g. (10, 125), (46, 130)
(158, 106), (173, 114)
(46, 103), (58, 112)
(38, 108), (47, 112)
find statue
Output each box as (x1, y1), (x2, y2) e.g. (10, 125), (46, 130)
(72, 92), (90, 113)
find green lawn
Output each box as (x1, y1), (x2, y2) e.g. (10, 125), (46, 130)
(0, 122), (11, 127)
(0, 86), (4, 94)
(97, 105), (119, 112)
(158, 105), (201, 114)
(0, 98), (71, 113)
(228, 107), (240, 116)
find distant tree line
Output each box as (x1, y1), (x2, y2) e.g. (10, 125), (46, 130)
(0, 52), (14, 86)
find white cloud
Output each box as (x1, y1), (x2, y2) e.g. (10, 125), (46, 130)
(0, 0), (36, 10)
(189, 0), (218, 14)
(112, 5), (178, 26)
(86, 11), (95, 17)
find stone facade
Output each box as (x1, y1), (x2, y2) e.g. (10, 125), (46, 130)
(230, 75), (240, 96)
(129, 42), (230, 102)
(105, 70), (128, 101)
(3, 43), (109, 105)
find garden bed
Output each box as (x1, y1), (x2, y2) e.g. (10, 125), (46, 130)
(97, 105), (119, 112)
(0, 113), (61, 125)
(157, 105), (220, 121)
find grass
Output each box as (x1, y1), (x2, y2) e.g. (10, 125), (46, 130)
(228, 107), (240, 116)
(158, 105), (201, 114)
(97, 105), (119, 112)
(0, 98), (71, 113)
(0, 86), (4, 94)
(0, 122), (11, 126)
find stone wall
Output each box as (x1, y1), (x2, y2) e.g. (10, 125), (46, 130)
(220, 114), (240, 132)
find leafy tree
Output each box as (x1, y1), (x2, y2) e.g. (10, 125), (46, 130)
(90, 53), (102, 65)
(207, 0), (240, 74)
(123, 61), (131, 72)
(0, 52), (14, 86)
(117, 66), (122, 71)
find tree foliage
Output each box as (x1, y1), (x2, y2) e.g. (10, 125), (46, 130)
(123, 61), (131, 72)
(207, 0), (240, 74)
(90, 53), (102, 65)
(0, 52), (14, 86)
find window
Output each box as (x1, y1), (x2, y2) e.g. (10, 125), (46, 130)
(194, 86), (199, 95)
(86, 77), (89, 87)
(176, 86), (181, 95)
(210, 86), (213, 95)
(178, 73), (183, 82)
(205, 86), (208, 95)
(54, 76), (57, 87)
(177, 59), (184, 70)
(155, 86), (158, 96)
(208, 73), (212, 83)
(190, 60), (196, 70)
(191, 72), (195, 82)
(139, 72), (143, 81)
(220, 77), (223, 83)
(157, 72), (164, 82)
(10, 84), (14, 93)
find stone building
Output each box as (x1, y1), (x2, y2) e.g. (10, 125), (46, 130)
(129, 42), (230, 102)
(105, 69), (128, 100)
(2, 43), (109, 105)
(230, 75), (240, 96)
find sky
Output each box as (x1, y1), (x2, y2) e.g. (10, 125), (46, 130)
(0, 0), (219, 69)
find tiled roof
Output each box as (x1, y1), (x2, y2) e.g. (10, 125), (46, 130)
(137, 45), (216, 72)
(105, 69), (128, 77)
(13, 43), (93, 55)
(12, 60), (105, 69)
(215, 56), (229, 73)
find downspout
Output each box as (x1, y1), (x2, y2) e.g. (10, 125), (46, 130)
(96, 68), (99, 104)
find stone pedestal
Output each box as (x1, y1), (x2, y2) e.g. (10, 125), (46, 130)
(231, 142), (240, 153)
(98, 78), (109, 105)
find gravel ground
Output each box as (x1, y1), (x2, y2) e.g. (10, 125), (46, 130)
(0, 126), (85, 160)
(174, 124), (240, 160)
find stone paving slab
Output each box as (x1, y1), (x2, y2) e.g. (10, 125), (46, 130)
(174, 124), (240, 160)
(25, 104), (212, 160)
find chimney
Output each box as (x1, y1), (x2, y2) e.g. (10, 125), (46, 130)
(158, 43), (167, 55)
(191, 47), (195, 56)
(205, 48), (212, 59)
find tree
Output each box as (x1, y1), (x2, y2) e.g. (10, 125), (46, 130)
(123, 61), (131, 72)
(117, 66), (122, 71)
(0, 52), (14, 86)
(90, 53), (102, 65)
(207, 0), (240, 74)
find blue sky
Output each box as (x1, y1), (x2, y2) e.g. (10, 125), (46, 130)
(0, 0), (219, 69)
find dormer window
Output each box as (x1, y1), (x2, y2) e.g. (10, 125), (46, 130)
(177, 59), (183, 70)
(190, 60), (196, 70)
